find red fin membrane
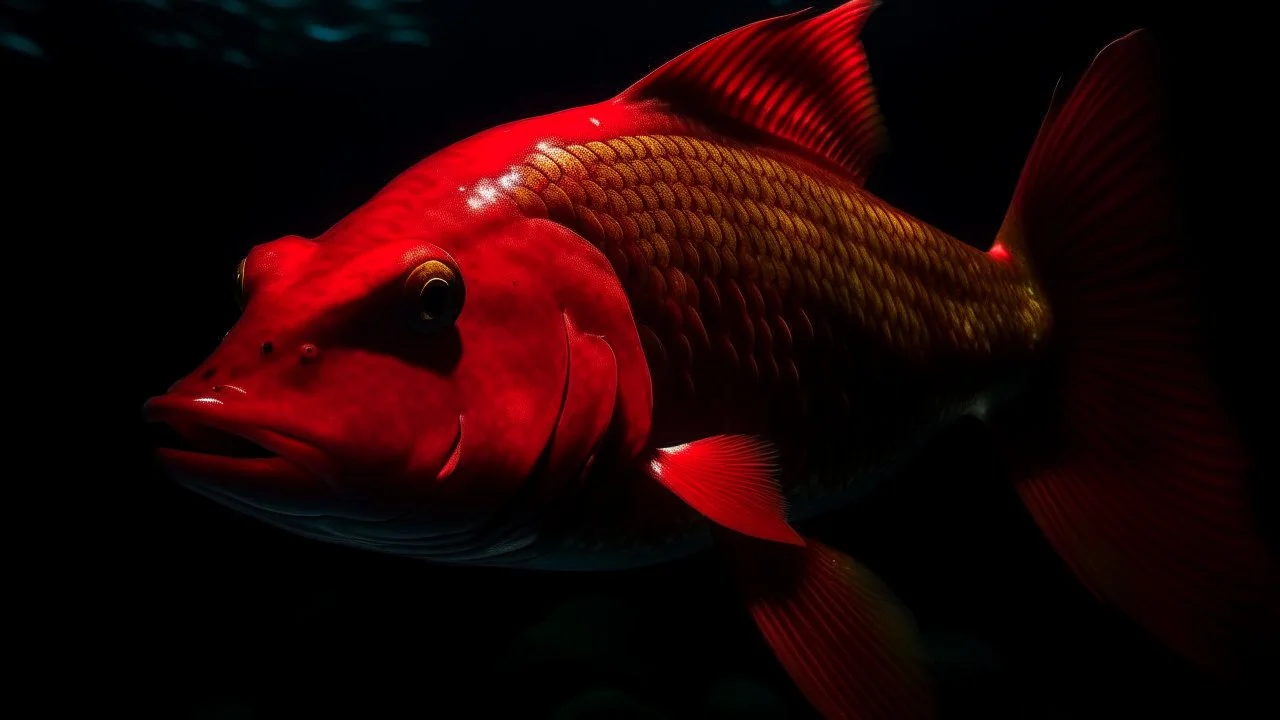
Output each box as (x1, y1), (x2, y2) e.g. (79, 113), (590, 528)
(994, 31), (1280, 673)
(619, 0), (886, 183)
(647, 435), (803, 545)
(725, 536), (934, 720)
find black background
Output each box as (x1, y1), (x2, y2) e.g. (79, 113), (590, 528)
(9, 0), (1272, 717)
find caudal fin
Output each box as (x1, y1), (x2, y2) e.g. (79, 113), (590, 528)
(992, 31), (1279, 674)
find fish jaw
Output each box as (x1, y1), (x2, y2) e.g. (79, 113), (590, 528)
(143, 392), (354, 518)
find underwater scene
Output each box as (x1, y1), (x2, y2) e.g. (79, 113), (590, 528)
(14, 1), (1273, 718)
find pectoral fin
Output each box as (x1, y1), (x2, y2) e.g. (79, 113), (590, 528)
(646, 435), (803, 546)
(724, 535), (935, 720)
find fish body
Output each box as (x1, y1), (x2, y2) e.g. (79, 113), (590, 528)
(487, 124), (1049, 571)
(145, 3), (1278, 718)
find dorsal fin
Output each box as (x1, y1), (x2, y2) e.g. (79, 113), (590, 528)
(618, 0), (887, 184)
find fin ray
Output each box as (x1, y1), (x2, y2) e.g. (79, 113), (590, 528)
(726, 536), (935, 720)
(992, 30), (1280, 674)
(647, 435), (803, 546)
(619, 0), (886, 183)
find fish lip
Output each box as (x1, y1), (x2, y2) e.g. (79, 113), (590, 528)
(151, 448), (300, 487)
(143, 394), (337, 482)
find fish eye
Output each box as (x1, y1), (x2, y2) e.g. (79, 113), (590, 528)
(234, 257), (248, 309)
(405, 259), (465, 332)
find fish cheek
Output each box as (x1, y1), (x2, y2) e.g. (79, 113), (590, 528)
(353, 308), (464, 375)
(419, 236), (573, 524)
(310, 350), (439, 476)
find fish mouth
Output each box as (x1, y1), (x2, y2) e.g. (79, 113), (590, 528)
(151, 412), (280, 461)
(145, 396), (311, 469)
(143, 394), (341, 516)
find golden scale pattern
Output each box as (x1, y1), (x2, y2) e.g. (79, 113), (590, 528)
(501, 134), (1046, 400)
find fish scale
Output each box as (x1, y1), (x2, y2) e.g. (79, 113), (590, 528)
(501, 132), (1049, 506)
(512, 135), (1047, 358)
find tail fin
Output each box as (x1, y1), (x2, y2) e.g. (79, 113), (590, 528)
(991, 31), (1279, 675)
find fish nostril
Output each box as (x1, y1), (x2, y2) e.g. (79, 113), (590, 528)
(200, 367), (217, 381)
(299, 343), (320, 363)
(261, 341), (274, 355)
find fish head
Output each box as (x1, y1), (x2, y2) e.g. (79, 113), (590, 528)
(143, 172), (651, 559)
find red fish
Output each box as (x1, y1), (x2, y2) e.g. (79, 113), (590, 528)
(143, 2), (1278, 717)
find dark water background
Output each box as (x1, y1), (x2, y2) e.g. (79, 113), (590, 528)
(8, 0), (1272, 718)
